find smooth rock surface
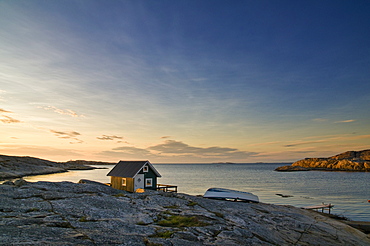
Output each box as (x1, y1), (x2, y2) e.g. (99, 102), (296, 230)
(1, 180), (369, 245)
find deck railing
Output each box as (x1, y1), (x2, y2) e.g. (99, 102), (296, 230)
(302, 203), (334, 214)
(156, 184), (178, 193)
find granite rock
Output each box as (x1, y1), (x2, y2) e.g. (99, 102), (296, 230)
(275, 149), (370, 172)
(0, 154), (95, 180)
(0, 179), (369, 245)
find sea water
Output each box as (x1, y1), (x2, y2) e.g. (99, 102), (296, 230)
(23, 163), (370, 221)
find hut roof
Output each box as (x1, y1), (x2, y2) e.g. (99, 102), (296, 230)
(107, 160), (161, 178)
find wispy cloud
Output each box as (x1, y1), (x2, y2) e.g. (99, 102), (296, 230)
(0, 108), (12, 113)
(284, 140), (327, 147)
(50, 130), (81, 138)
(49, 130), (83, 144)
(97, 135), (123, 141)
(0, 108), (21, 123)
(0, 115), (21, 124)
(40, 106), (85, 118)
(283, 133), (370, 148)
(335, 119), (356, 123)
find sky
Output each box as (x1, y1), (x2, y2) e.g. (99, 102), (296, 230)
(1, 0), (370, 163)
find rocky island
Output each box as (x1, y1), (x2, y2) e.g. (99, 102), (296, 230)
(275, 149), (370, 172)
(1, 179), (369, 245)
(0, 154), (98, 180)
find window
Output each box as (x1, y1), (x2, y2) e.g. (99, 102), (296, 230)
(122, 178), (126, 186)
(143, 165), (149, 172)
(145, 178), (152, 187)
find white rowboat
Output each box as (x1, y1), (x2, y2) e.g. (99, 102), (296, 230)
(203, 188), (259, 203)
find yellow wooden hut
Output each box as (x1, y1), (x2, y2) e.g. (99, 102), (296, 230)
(107, 160), (161, 192)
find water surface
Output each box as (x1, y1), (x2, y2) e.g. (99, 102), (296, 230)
(23, 163), (370, 221)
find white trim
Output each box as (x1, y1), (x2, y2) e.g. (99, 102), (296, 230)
(143, 165), (149, 172)
(132, 161), (162, 178)
(145, 178), (153, 187)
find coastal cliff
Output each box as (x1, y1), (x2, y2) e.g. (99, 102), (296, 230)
(275, 149), (370, 172)
(1, 179), (369, 245)
(0, 154), (96, 180)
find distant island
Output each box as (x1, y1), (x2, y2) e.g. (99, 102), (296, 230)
(275, 149), (370, 172)
(212, 162), (236, 164)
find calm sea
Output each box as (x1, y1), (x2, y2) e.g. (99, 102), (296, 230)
(22, 163), (369, 222)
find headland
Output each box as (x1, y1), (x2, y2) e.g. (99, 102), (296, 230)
(275, 149), (370, 172)
(0, 154), (113, 180)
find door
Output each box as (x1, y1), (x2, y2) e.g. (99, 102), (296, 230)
(134, 174), (145, 191)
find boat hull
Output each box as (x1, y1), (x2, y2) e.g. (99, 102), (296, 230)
(203, 188), (259, 203)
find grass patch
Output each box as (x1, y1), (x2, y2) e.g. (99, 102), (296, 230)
(78, 216), (97, 222)
(157, 215), (209, 227)
(187, 201), (198, 206)
(79, 216), (88, 222)
(163, 205), (179, 209)
(214, 212), (224, 218)
(162, 210), (173, 215)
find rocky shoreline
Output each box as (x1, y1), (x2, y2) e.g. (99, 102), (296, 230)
(275, 149), (370, 172)
(1, 179), (369, 245)
(0, 154), (97, 180)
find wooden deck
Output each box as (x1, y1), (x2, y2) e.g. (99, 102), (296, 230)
(302, 203), (334, 214)
(104, 183), (178, 193)
(156, 184), (178, 193)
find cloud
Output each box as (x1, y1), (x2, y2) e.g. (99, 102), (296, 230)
(40, 106), (84, 118)
(148, 140), (258, 158)
(99, 140), (258, 161)
(284, 140), (326, 147)
(335, 119), (356, 123)
(339, 134), (370, 141)
(0, 108), (12, 113)
(0, 115), (21, 124)
(160, 136), (171, 139)
(97, 135), (123, 141)
(50, 130), (81, 138)
(49, 130), (83, 144)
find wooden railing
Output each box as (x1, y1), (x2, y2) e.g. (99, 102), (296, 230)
(302, 203), (334, 214)
(156, 184), (178, 193)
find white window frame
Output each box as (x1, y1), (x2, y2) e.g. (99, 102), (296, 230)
(143, 165), (149, 172)
(145, 178), (153, 187)
(122, 178), (127, 186)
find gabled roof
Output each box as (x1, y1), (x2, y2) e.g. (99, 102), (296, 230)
(107, 160), (161, 178)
